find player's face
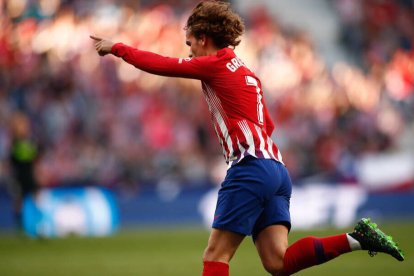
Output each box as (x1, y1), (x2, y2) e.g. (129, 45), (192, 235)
(185, 30), (205, 58)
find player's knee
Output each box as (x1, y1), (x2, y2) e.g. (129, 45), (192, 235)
(203, 245), (214, 261)
(203, 244), (220, 261)
(203, 244), (231, 263)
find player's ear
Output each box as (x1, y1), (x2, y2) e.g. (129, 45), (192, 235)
(199, 34), (207, 46)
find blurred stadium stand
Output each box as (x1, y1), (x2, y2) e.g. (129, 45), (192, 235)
(236, 0), (350, 67)
(0, 0), (413, 233)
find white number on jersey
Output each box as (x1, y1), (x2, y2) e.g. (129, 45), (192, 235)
(246, 75), (264, 125)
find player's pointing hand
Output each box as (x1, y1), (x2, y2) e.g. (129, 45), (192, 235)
(90, 35), (115, 56)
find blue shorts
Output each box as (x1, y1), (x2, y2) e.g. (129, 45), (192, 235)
(212, 156), (292, 240)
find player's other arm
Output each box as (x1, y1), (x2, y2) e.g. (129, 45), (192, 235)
(90, 35), (213, 80)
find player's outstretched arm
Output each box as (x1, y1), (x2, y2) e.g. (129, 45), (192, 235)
(89, 35), (213, 80)
(90, 35), (115, 56)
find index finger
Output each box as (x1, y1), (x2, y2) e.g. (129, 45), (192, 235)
(89, 35), (103, 41)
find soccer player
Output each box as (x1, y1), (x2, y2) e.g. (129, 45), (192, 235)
(91, 1), (404, 275)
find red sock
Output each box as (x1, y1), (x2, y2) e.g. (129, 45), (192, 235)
(283, 234), (351, 275)
(202, 261), (229, 276)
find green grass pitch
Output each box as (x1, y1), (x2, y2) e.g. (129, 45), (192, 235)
(0, 222), (413, 275)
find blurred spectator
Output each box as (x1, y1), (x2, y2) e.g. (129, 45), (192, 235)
(7, 111), (39, 230)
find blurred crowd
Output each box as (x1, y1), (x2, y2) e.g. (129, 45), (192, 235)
(0, 0), (413, 194)
(334, 0), (414, 69)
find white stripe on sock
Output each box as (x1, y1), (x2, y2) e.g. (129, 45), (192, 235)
(347, 234), (362, 251)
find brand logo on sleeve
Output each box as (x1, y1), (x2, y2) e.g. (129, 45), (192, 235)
(178, 57), (192, 64)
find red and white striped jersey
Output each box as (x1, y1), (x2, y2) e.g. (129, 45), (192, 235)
(112, 43), (283, 167)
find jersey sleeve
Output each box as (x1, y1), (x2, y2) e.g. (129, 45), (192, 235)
(111, 43), (215, 80)
(264, 104), (275, 135)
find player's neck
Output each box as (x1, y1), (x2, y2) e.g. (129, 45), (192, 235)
(202, 43), (221, 56)
(203, 37), (219, 56)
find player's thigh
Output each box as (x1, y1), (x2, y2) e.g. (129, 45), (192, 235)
(255, 224), (289, 270)
(203, 228), (245, 263)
